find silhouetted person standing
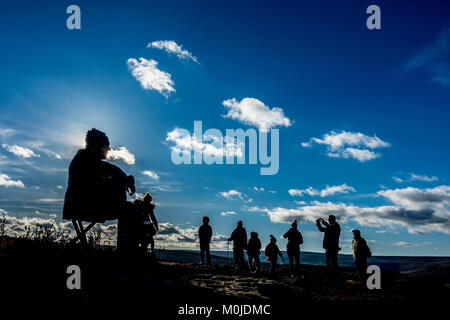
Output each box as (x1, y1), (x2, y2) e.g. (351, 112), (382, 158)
(247, 232), (261, 272)
(264, 235), (283, 273)
(352, 229), (371, 281)
(198, 216), (212, 265)
(283, 220), (303, 275)
(228, 221), (247, 268)
(316, 215), (341, 275)
(63, 128), (135, 227)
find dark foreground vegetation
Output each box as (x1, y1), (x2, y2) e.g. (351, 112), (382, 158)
(1, 222), (449, 317)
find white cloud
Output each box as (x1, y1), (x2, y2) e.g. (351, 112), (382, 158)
(253, 187), (264, 191)
(148, 40), (198, 63)
(220, 190), (244, 200)
(392, 176), (403, 183)
(220, 210), (237, 216)
(250, 185), (450, 235)
(393, 241), (418, 247)
(410, 173), (438, 182)
(127, 57), (175, 97)
(107, 146), (135, 165)
(302, 130), (390, 162)
(142, 170), (160, 181)
(166, 128), (243, 159)
(2, 144), (39, 158)
(289, 184), (356, 197)
(222, 97), (292, 132)
(56, 185), (63, 189)
(0, 172), (25, 188)
(0, 208), (6, 215)
(393, 173), (438, 183)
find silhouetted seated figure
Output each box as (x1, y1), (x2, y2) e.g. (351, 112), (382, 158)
(283, 220), (303, 275)
(247, 232), (261, 272)
(264, 234), (283, 273)
(228, 221), (247, 268)
(352, 229), (372, 282)
(316, 215), (341, 275)
(119, 192), (159, 253)
(63, 128), (135, 244)
(198, 216), (212, 265)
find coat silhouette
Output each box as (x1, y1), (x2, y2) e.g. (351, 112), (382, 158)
(228, 221), (247, 267)
(63, 129), (135, 223)
(283, 220), (303, 273)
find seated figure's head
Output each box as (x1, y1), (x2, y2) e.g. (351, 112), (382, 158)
(85, 128), (110, 159)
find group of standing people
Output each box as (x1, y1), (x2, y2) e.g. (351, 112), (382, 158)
(198, 214), (372, 280)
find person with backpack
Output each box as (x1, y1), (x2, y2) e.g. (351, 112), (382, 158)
(228, 221), (248, 268)
(247, 232), (262, 272)
(283, 220), (303, 276)
(352, 229), (372, 281)
(198, 216), (213, 265)
(264, 234), (284, 273)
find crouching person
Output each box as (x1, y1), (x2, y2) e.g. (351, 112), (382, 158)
(265, 235), (283, 273)
(118, 192), (158, 254)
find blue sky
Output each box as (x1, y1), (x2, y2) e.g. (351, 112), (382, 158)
(0, 0), (449, 255)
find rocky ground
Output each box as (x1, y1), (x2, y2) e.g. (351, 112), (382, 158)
(1, 237), (449, 317)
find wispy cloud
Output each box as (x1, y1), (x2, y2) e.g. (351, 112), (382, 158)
(127, 57), (175, 97)
(393, 173), (439, 183)
(289, 184), (356, 197)
(220, 210), (237, 216)
(393, 241), (418, 247)
(107, 146), (135, 165)
(302, 130), (390, 162)
(2, 144), (39, 158)
(222, 97), (292, 132)
(405, 26), (450, 86)
(142, 170), (160, 181)
(148, 40), (198, 64)
(0, 172), (25, 188)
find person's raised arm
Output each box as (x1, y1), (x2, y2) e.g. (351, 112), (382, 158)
(316, 219), (326, 232)
(283, 229), (289, 238)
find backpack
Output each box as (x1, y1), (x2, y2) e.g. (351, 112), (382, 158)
(365, 244), (372, 258)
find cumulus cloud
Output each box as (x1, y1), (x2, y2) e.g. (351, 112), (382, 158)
(405, 26), (450, 86)
(220, 210), (237, 216)
(0, 172), (25, 188)
(253, 187), (264, 192)
(166, 128), (244, 160)
(289, 184), (356, 197)
(127, 57), (175, 97)
(302, 130), (390, 162)
(2, 144), (39, 158)
(107, 146), (135, 165)
(147, 40), (198, 63)
(250, 185), (450, 235)
(222, 98), (292, 132)
(142, 170), (160, 181)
